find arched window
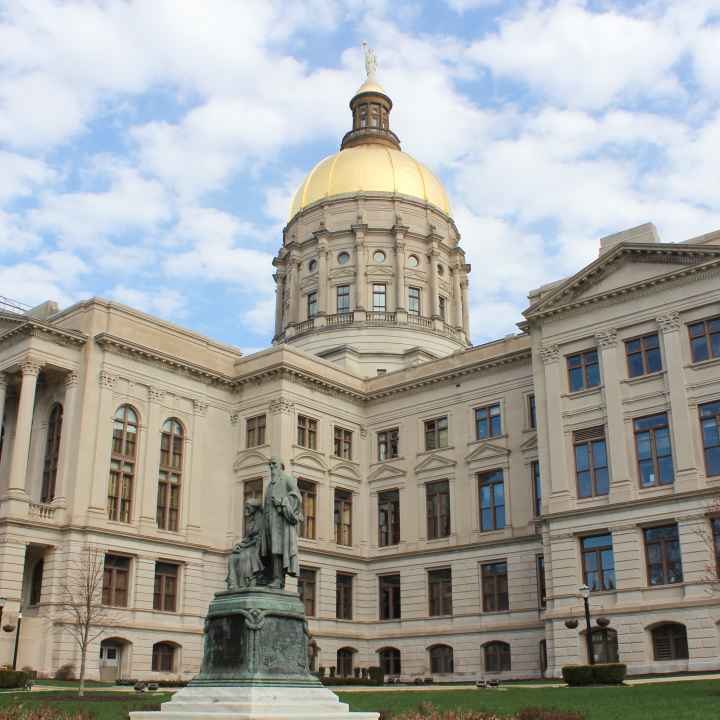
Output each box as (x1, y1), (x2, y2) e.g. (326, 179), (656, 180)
(336, 647), (355, 677)
(109, 405), (138, 523)
(157, 418), (183, 531)
(29, 559), (44, 606)
(484, 641), (511, 672)
(429, 644), (454, 674)
(591, 627), (619, 663)
(652, 623), (688, 661)
(41, 403), (63, 503)
(539, 640), (547, 675)
(152, 642), (177, 672)
(378, 647), (401, 676)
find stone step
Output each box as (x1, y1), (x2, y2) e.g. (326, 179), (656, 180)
(130, 713), (379, 720)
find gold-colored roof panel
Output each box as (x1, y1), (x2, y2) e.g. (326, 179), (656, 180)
(289, 145), (451, 220)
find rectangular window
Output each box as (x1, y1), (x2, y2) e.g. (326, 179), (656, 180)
(298, 479), (316, 540)
(379, 574), (401, 620)
(246, 414), (266, 448)
(634, 413), (674, 487)
(567, 350), (600, 392)
(372, 283), (386, 312)
(334, 426), (352, 459)
(475, 403), (502, 440)
(528, 394), (536, 429)
(573, 426), (609, 498)
(536, 555), (546, 609)
(102, 555), (130, 607)
(426, 480), (451, 539)
(336, 573), (353, 620)
(298, 568), (316, 617)
(700, 400), (720, 477)
(243, 478), (263, 534)
(482, 561), (509, 612)
(297, 415), (317, 450)
(337, 285), (350, 314)
(532, 460), (542, 517)
(378, 489), (400, 547)
(424, 416), (449, 450)
(644, 525), (683, 586)
(378, 427), (399, 461)
(479, 469), (505, 531)
(428, 568), (453, 616)
(408, 287), (421, 316)
(581, 534), (616, 592)
(689, 316), (720, 363)
(625, 333), (662, 377)
(439, 296), (447, 322)
(153, 562), (178, 612)
(334, 489), (352, 546)
(307, 291), (318, 319)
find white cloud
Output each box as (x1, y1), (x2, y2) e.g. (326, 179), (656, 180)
(0, 151), (55, 204)
(445, 0), (503, 11)
(0, 211), (42, 254)
(0, 261), (75, 308)
(242, 297), (277, 337)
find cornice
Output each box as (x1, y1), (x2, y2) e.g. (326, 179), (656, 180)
(525, 245), (720, 322)
(0, 320), (87, 348)
(95, 333), (234, 387)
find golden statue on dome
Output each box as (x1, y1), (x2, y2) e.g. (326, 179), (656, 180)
(362, 41), (378, 81)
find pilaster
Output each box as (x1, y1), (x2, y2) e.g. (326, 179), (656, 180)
(393, 225), (406, 311)
(596, 329), (631, 502)
(353, 225), (367, 310)
(657, 311), (697, 491)
(273, 271), (286, 340)
(317, 235), (329, 316)
(139, 386), (164, 532)
(460, 278), (470, 338)
(52, 371), (79, 510)
(186, 398), (209, 542)
(88, 370), (118, 515)
(428, 244), (440, 320)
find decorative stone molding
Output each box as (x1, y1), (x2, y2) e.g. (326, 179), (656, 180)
(360, 426), (368, 438)
(99, 371), (118, 390)
(539, 344), (560, 364)
(148, 386), (166, 403)
(0, 373), (7, 389)
(270, 398), (295, 415)
(20, 359), (42, 377)
(656, 311), (682, 333)
(64, 371), (79, 388)
(193, 399), (209, 416)
(595, 329), (618, 349)
(230, 412), (241, 425)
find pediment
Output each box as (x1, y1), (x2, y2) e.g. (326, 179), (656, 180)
(290, 451), (328, 473)
(366, 266), (394, 277)
(414, 453), (457, 474)
(368, 463), (407, 482)
(528, 243), (720, 316)
(520, 433), (538, 453)
(331, 461), (361, 482)
(464, 441), (510, 464)
(233, 449), (271, 472)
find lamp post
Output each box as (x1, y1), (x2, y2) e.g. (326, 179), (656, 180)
(579, 585), (594, 665)
(12, 611), (22, 671)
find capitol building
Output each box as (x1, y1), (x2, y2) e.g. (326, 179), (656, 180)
(1, 67), (720, 683)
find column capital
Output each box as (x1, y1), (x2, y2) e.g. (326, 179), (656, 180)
(64, 371), (79, 388)
(148, 386), (166, 403)
(540, 344), (561, 364)
(270, 398), (295, 415)
(99, 370), (118, 390)
(20, 358), (42, 377)
(656, 311), (681, 333)
(595, 328), (618, 349)
(193, 399), (209, 417)
(0, 372), (7, 389)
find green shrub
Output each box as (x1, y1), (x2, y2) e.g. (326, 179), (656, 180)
(0, 670), (30, 689)
(592, 663), (627, 684)
(54, 664), (75, 681)
(368, 666), (385, 686)
(518, 709), (585, 720)
(561, 665), (594, 686)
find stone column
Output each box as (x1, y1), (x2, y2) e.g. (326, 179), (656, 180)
(541, 345), (571, 512)
(7, 359), (42, 496)
(429, 246), (440, 319)
(394, 229), (406, 311)
(273, 271), (286, 339)
(460, 278), (470, 336)
(317, 238), (328, 315)
(657, 311), (697, 489)
(453, 264), (463, 329)
(354, 226), (367, 310)
(287, 256), (300, 326)
(0, 374), (7, 431)
(596, 329), (631, 501)
(52, 371), (79, 506)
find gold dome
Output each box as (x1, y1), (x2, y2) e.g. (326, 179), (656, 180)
(289, 144), (451, 219)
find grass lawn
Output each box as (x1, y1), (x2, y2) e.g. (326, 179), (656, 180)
(338, 679), (720, 719)
(0, 691), (172, 719)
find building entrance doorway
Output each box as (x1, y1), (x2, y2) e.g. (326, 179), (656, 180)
(99, 640), (123, 682)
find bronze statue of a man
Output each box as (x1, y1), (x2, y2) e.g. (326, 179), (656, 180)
(261, 457), (303, 589)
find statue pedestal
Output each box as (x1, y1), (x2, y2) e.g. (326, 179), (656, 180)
(130, 588), (378, 719)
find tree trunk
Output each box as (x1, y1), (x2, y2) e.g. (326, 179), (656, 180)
(79, 642), (87, 697)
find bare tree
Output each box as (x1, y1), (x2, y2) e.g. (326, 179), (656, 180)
(57, 545), (117, 696)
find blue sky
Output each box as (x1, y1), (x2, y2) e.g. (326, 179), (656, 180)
(2, 0), (720, 353)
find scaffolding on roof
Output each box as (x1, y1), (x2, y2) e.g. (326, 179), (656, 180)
(0, 295), (30, 315)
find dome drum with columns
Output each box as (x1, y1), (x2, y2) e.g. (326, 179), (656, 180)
(273, 60), (471, 377)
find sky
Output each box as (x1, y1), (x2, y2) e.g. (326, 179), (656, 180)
(2, 0), (720, 353)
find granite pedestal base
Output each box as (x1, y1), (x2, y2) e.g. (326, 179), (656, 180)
(129, 588), (378, 719)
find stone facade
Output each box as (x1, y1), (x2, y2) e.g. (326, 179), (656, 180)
(1, 79), (720, 684)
